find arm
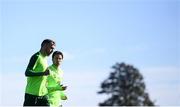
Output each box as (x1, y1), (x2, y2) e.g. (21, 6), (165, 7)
(60, 91), (67, 100)
(25, 53), (49, 77)
(47, 84), (67, 93)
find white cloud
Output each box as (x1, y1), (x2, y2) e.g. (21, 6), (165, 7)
(0, 69), (108, 106)
(147, 85), (180, 106)
(140, 66), (180, 105)
(51, 48), (106, 62)
(63, 70), (108, 106)
(63, 51), (75, 61)
(0, 72), (26, 106)
(1, 66), (179, 106)
(75, 47), (107, 58)
(125, 44), (148, 53)
(92, 48), (106, 54)
(2, 55), (30, 64)
(141, 66), (179, 84)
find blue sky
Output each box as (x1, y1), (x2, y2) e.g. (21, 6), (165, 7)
(0, 0), (179, 106)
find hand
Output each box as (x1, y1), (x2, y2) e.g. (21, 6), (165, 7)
(44, 69), (50, 76)
(61, 95), (67, 100)
(60, 84), (67, 91)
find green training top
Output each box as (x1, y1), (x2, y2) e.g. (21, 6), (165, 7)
(47, 64), (66, 107)
(25, 52), (48, 96)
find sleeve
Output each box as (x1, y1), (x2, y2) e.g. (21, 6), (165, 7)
(26, 53), (38, 72)
(25, 53), (45, 76)
(47, 84), (63, 93)
(60, 91), (67, 100)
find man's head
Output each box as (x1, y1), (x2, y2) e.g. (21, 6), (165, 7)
(52, 51), (63, 66)
(41, 39), (56, 56)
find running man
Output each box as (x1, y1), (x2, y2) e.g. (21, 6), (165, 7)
(47, 51), (67, 107)
(23, 39), (55, 106)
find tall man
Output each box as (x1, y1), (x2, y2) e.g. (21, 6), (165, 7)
(23, 39), (55, 106)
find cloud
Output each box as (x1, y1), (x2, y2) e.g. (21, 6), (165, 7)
(141, 66), (179, 84)
(63, 69), (108, 106)
(0, 72), (26, 106)
(0, 69), (108, 106)
(75, 47), (107, 58)
(140, 66), (180, 105)
(125, 44), (148, 53)
(52, 48), (106, 62)
(2, 55), (30, 64)
(1, 66), (179, 106)
(63, 51), (75, 61)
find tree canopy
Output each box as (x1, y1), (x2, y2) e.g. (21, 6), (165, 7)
(98, 62), (155, 106)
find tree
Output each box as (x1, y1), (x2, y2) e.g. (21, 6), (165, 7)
(98, 62), (155, 106)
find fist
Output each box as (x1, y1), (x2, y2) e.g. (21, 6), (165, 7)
(60, 85), (67, 91)
(44, 69), (50, 76)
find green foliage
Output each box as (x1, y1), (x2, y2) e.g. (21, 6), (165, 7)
(98, 62), (155, 106)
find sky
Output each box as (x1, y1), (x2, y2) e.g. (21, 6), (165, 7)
(0, 0), (179, 106)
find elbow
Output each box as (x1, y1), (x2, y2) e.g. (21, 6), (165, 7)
(25, 71), (28, 76)
(25, 70), (29, 77)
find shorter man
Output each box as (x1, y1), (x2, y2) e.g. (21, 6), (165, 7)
(47, 51), (67, 107)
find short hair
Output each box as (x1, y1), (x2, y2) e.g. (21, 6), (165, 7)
(41, 39), (55, 47)
(52, 51), (63, 59)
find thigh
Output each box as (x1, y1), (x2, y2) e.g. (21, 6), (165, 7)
(23, 93), (36, 106)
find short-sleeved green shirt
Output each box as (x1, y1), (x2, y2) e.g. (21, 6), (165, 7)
(25, 52), (48, 96)
(47, 64), (66, 107)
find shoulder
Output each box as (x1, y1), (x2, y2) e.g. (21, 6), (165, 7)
(31, 52), (40, 58)
(58, 68), (64, 73)
(48, 65), (55, 74)
(48, 65), (54, 70)
(30, 52), (39, 60)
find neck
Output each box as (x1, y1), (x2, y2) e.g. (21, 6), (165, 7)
(40, 49), (46, 57)
(53, 64), (59, 68)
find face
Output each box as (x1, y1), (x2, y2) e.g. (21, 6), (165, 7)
(45, 42), (55, 56)
(53, 54), (63, 66)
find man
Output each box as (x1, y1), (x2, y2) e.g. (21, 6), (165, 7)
(23, 39), (55, 106)
(47, 51), (67, 107)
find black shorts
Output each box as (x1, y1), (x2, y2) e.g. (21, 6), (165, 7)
(23, 93), (49, 106)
